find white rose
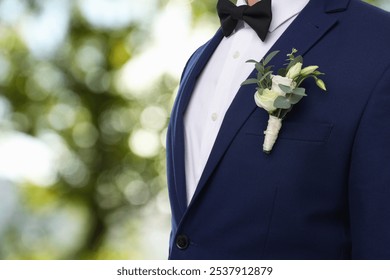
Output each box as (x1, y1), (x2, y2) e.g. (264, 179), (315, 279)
(254, 89), (280, 113)
(271, 75), (295, 95)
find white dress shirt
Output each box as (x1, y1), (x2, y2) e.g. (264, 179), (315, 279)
(183, 0), (310, 204)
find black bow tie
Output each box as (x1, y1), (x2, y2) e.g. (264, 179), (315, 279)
(217, 0), (272, 41)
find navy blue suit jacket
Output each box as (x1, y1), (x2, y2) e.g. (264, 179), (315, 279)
(166, 0), (390, 259)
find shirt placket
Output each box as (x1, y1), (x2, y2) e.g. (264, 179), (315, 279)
(199, 27), (252, 166)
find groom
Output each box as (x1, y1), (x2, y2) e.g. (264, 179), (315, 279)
(166, 0), (390, 259)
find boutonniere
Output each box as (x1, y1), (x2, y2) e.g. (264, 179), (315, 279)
(242, 48), (327, 154)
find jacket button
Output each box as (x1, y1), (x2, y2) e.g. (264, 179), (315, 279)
(176, 234), (189, 250)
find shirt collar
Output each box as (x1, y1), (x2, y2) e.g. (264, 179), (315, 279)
(235, 0), (310, 33)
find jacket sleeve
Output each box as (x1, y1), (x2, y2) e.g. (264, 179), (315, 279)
(349, 64), (390, 259)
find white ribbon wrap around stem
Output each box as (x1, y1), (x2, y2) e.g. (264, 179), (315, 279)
(263, 115), (282, 153)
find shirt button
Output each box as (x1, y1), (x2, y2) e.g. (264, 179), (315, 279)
(211, 113), (218, 121)
(176, 234), (189, 250)
(233, 51), (240, 59)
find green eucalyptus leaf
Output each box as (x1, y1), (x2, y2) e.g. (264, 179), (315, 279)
(289, 94), (305, 104)
(278, 84), (292, 93)
(260, 72), (272, 84)
(263, 50), (280, 66)
(246, 59), (259, 64)
(274, 96), (292, 109)
(286, 56), (304, 72)
(292, 87), (307, 96)
(262, 71), (272, 79)
(278, 68), (287, 76)
(286, 61), (294, 72)
(241, 78), (259, 86)
(295, 55), (303, 63)
(256, 63), (264, 73)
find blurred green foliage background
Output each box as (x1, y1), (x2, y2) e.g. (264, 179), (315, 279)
(0, 0), (388, 260)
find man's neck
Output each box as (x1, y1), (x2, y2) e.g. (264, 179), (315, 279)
(247, 0), (260, 6)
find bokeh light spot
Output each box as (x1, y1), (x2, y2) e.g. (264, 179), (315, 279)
(129, 129), (160, 158)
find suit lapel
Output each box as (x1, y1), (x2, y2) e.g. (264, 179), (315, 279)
(171, 30), (224, 213)
(186, 0), (346, 208)
(177, 30), (225, 116)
